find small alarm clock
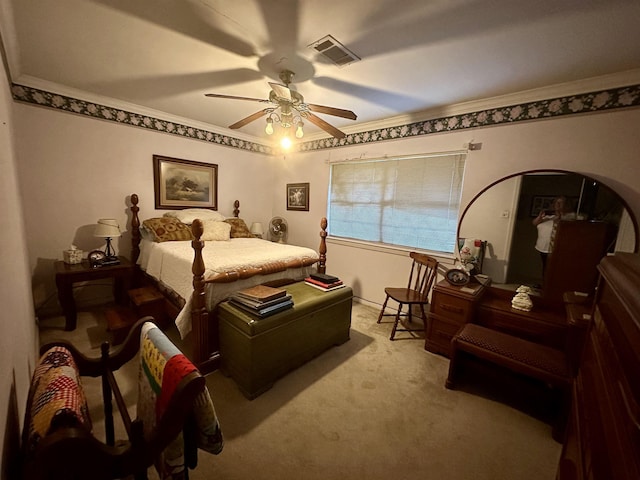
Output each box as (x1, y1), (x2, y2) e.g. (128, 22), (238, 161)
(88, 249), (107, 267)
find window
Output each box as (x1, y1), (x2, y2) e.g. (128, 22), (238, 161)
(327, 152), (466, 253)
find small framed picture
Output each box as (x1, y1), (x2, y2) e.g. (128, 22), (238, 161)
(445, 268), (470, 286)
(286, 183), (310, 211)
(530, 195), (556, 217)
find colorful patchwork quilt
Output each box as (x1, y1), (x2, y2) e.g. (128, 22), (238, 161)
(25, 346), (92, 454)
(138, 322), (224, 480)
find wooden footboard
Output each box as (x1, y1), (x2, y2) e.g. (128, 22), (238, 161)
(189, 216), (328, 371)
(129, 193), (329, 373)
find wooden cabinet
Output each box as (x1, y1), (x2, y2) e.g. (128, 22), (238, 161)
(426, 279), (485, 357)
(544, 220), (615, 304)
(557, 253), (640, 480)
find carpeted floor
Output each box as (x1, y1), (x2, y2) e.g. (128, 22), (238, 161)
(38, 301), (562, 480)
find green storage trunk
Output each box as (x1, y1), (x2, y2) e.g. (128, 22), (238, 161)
(217, 281), (353, 399)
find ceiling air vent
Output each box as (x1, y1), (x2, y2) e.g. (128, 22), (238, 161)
(308, 35), (360, 67)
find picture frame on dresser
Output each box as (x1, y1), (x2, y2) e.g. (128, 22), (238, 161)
(445, 268), (470, 286)
(153, 155), (218, 210)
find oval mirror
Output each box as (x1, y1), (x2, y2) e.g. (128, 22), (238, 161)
(457, 170), (638, 300)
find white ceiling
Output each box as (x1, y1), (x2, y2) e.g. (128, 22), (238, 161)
(4, 0), (640, 143)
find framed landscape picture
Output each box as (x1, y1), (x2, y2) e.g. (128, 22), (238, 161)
(153, 155), (218, 210)
(286, 182), (309, 211)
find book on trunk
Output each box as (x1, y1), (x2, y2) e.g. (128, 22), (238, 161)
(230, 293), (293, 310)
(304, 277), (344, 288)
(310, 272), (340, 283)
(234, 284), (287, 303)
(304, 281), (347, 292)
(229, 298), (294, 317)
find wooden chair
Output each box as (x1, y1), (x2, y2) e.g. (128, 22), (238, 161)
(21, 318), (223, 480)
(377, 252), (439, 340)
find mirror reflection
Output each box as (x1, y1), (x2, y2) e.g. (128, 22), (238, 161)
(458, 171), (637, 299)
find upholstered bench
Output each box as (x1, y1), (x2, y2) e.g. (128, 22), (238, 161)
(217, 281), (353, 399)
(445, 322), (573, 440)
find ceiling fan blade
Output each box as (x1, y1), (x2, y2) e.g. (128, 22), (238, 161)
(305, 112), (347, 139)
(307, 103), (357, 120)
(268, 82), (292, 101)
(229, 109), (269, 129)
(205, 93), (268, 103)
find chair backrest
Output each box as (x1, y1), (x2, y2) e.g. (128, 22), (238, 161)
(407, 252), (439, 298)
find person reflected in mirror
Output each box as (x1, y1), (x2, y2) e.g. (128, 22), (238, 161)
(533, 195), (575, 277)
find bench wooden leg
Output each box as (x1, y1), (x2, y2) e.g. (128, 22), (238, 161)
(445, 340), (460, 389)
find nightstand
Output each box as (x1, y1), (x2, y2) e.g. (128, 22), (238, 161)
(426, 279), (486, 357)
(54, 256), (133, 331)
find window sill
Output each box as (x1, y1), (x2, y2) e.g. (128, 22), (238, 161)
(326, 236), (456, 264)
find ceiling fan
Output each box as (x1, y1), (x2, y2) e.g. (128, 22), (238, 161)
(205, 70), (357, 139)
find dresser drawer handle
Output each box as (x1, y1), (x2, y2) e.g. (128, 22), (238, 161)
(441, 304), (464, 314)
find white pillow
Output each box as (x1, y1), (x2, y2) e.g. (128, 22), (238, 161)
(201, 220), (231, 241)
(164, 208), (226, 224)
(139, 224), (155, 241)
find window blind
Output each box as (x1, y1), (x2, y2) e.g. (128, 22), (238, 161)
(328, 152), (466, 253)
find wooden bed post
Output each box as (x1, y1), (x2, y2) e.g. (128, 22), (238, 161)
(130, 194), (141, 265)
(190, 219), (220, 373)
(233, 200), (240, 218)
(318, 217), (327, 274)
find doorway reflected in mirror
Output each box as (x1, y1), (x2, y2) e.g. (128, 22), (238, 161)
(458, 170), (638, 301)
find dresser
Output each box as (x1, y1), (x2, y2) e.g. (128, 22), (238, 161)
(557, 253), (640, 480)
(425, 279), (485, 356)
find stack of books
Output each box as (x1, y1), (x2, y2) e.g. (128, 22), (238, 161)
(304, 272), (346, 292)
(229, 285), (293, 318)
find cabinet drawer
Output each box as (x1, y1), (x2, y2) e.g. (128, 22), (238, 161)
(431, 292), (473, 322)
(425, 313), (464, 357)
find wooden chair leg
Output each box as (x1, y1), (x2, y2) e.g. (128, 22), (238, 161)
(377, 295), (390, 323)
(390, 304), (403, 340)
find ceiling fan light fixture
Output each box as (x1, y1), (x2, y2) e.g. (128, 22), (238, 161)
(205, 68), (356, 140)
(280, 136), (292, 149)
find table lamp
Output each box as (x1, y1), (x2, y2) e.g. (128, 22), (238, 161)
(94, 218), (121, 261)
(250, 222), (264, 238)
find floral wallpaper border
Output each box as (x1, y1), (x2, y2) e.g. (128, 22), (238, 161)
(12, 82), (640, 155)
(299, 83), (640, 151)
(11, 84), (274, 155)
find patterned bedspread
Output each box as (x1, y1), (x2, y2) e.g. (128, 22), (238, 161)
(138, 237), (318, 337)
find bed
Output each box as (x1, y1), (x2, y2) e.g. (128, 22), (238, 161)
(128, 194), (328, 373)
